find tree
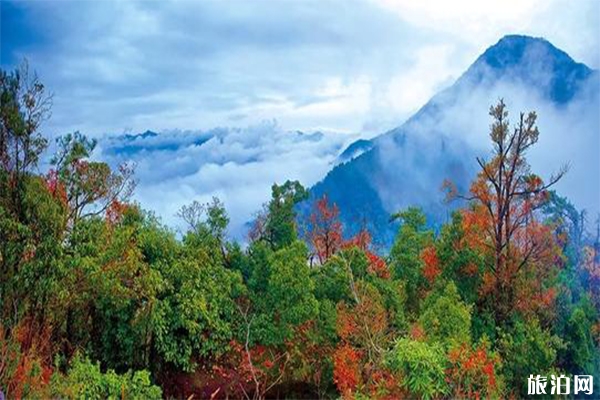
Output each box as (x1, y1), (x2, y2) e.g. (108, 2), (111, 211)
(50, 132), (136, 228)
(332, 344), (361, 398)
(50, 353), (162, 399)
(418, 282), (472, 349)
(176, 200), (206, 232)
(0, 61), (52, 191)
(389, 207), (434, 313)
(386, 338), (448, 400)
(561, 305), (597, 375)
(221, 241), (319, 399)
(435, 211), (485, 305)
(247, 241), (319, 347)
(336, 282), (389, 363)
(581, 223), (600, 309)
(446, 340), (503, 399)
(498, 318), (562, 397)
(309, 195), (343, 265)
(153, 240), (243, 372)
(542, 191), (586, 269)
(179, 197), (231, 268)
(446, 99), (566, 323)
(252, 180), (308, 250)
(327, 247), (404, 399)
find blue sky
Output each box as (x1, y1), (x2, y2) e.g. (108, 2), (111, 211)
(1, 0), (599, 237)
(2, 0), (598, 137)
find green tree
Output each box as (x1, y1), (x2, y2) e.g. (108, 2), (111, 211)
(50, 354), (162, 399)
(249, 241), (318, 346)
(0, 62), (51, 194)
(498, 318), (563, 397)
(389, 207), (434, 313)
(386, 338), (448, 400)
(436, 212), (485, 305)
(252, 180), (308, 250)
(418, 282), (472, 349)
(153, 244), (243, 372)
(559, 300), (598, 375)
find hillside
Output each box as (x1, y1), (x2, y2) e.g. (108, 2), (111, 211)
(307, 35), (599, 247)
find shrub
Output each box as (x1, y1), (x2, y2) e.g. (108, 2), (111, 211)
(50, 354), (162, 399)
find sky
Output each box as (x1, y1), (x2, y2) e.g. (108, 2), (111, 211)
(1, 0), (599, 237)
(2, 0), (598, 136)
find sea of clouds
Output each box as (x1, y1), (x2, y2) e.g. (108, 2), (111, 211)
(96, 121), (358, 239)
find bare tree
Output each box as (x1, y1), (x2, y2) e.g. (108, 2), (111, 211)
(176, 200), (206, 232)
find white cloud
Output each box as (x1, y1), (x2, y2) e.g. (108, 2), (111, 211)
(370, 0), (599, 69)
(99, 122), (357, 238)
(384, 44), (457, 116)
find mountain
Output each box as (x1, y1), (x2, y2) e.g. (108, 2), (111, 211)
(335, 139), (374, 165)
(468, 34), (593, 104)
(103, 129), (212, 156)
(304, 35), (599, 248)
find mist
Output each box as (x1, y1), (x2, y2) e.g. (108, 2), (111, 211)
(366, 43), (599, 231)
(96, 121), (358, 239)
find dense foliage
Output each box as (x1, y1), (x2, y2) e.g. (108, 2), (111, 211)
(1, 64), (599, 399)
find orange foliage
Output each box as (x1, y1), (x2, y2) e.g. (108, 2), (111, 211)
(479, 271), (497, 297)
(333, 344), (362, 398)
(336, 303), (360, 342)
(367, 369), (406, 400)
(462, 262), (479, 277)
(333, 340), (402, 399)
(105, 199), (129, 226)
(366, 252), (390, 279)
(409, 323), (426, 341)
(334, 283), (394, 398)
(336, 294), (388, 348)
(463, 196), (561, 318)
(447, 342), (501, 399)
(209, 340), (289, 399)
(309, 195), (343, 264)
(592, 322), (600, 344)
(461, 206), (490, 253)
(206, 322), (334, 400)
(343, 228), (372, 252)
(0, 320), (53, 399)
(421, 246), (441, 284)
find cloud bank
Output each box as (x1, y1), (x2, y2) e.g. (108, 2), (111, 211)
(97, 122), (357, 238)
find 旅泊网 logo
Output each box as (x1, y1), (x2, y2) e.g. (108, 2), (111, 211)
(527, 374), (594, 396)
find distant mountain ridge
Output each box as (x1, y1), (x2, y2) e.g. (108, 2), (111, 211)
(336, 139), (374, 164)
(305, 35), (599, 248)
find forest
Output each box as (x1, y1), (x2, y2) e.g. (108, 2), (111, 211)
(1, 64), (599, 399)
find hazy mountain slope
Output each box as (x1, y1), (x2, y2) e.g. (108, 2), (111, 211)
(307, 35), (599, 248)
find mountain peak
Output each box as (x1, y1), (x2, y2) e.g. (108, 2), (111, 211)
(310, 35), (599, 246)
(481, 35), (569, 70)
(465, 34), (593, 104)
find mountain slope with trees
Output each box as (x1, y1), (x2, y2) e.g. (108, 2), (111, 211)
(307, 35), (599, 247)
